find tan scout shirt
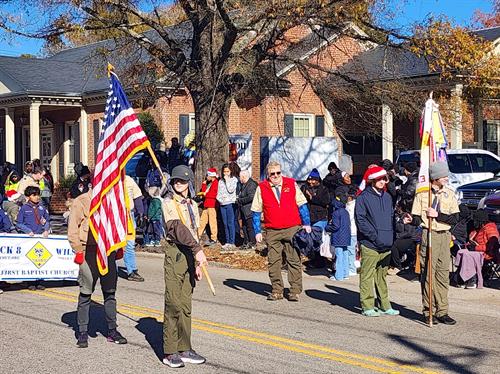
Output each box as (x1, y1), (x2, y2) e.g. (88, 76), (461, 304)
(17, 174), (39, 195)
(124, 175), (142, 205)
(162, 194), (200, 242)
(411, 186), (460, 231)
(250, 181), (307, 213)
(67, 190), (92, 253)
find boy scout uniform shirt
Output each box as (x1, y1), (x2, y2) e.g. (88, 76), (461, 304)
(411, 186), (460, 231)
(162, 194), (200, 242)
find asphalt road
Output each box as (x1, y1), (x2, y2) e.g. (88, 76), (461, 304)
(1, 253), (499, 374)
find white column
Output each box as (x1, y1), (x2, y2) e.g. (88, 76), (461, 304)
(4, 108), (15, 163)
(79, 107), (88, 165)
(449, 84), (463, 149)
(381, 103), (393, 161)
(29, 103), (40, 160)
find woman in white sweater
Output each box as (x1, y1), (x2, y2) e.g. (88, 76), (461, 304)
(216, 163), (238, 249)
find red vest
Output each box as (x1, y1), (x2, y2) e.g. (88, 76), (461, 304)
(260, 177), (301, 229)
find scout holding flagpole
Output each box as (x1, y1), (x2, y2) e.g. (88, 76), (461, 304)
(411, 93), (459, 327)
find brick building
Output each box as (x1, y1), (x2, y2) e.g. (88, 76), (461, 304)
(0, 24), (498, 181)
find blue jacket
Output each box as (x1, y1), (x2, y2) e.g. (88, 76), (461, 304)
(292, 226), (323, 256)
(0, 208), (15, 232)
(355, 187), (394, 251)
(326, 199), (351, 246)
(16, 202), (50, 234)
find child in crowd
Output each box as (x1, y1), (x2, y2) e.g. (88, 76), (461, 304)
(16, 186), (50, 290)
(16, 186), (50, 237)
(197, 168), (219, 246)
(145, 186), (164, 247)
(345, 192), (358, 276)
(326, 190), (351, 281)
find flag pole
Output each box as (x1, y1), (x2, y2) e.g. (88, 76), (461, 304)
(427, 91), (434, 328)
(146, 144), (167, 183)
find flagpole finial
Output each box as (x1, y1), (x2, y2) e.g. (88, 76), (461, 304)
(429, 91), (433, 99)
(107, 63), (115, 77)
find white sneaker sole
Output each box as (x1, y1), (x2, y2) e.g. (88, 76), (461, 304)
(180, 357), (206, 364)
(162, 359), (185, 368)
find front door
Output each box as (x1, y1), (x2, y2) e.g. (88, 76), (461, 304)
(41, 130), (53, 171)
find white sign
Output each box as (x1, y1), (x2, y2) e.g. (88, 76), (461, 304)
(0, 234), (79, 281)
(229, 134), (252, 174)
(260, 137), (339, 181)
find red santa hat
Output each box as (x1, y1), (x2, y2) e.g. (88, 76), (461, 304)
(5, 189), (22, 202)
(207, 168), (217, 177)
(366, 166), (387, 180)
(356, 164), (386, 196)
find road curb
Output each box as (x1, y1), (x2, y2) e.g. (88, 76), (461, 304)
(136, 249), (241, 270)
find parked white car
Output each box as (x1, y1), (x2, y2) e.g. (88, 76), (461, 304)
(395, 149), (500, 190)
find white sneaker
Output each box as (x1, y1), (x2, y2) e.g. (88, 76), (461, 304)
(0, 289), (3, 294)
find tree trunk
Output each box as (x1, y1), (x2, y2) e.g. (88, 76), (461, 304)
(191, 89), (232, 190)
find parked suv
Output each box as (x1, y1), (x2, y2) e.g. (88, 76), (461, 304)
(396, 149), (500, 190)
(457, 170), (500, 208)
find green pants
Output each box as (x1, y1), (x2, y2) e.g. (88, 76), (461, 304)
(359, 245), (392, 311)
(163, 241), (195, 354)
(266, 226), (302, 295)
(420, 229), (451, 318)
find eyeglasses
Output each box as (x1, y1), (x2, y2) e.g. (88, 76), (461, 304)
(269, 171), (282, 177)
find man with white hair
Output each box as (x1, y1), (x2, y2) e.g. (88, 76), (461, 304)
(251, 161), (311, 302)
(237, 170), (258, 250)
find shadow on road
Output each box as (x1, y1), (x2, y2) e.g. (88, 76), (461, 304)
(223, 278), (272, 296)
(305, 284), (422, 321)
(2, 280), (78, 292)
(61, 301), (109, 338)
(135, 317), (163, 361)
(387, 334), (487, 374)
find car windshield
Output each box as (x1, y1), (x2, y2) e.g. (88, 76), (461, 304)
(396, 152), (420, 166)
(447, 154), (472, 174)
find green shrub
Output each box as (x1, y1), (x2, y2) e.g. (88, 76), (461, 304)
(138, 112), (164, 147)
(58, 174), (77, 189)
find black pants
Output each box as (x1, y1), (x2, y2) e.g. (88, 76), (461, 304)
(390, 238), (416, 269)
(242, 216), (256, 246)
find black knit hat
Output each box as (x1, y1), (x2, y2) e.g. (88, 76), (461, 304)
(379, 159), (394, 171)
(403, 161), (418, 173)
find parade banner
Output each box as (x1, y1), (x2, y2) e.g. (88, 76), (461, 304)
(0, 234), (78, 281)
(229, 134), (252, 174)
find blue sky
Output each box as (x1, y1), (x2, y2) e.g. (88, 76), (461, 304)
(0, 0), (495, 57)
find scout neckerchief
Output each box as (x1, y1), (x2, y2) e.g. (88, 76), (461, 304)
(173, 195), (198, 232)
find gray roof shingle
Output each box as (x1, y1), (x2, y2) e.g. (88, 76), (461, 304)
(472, 26), (500, 42)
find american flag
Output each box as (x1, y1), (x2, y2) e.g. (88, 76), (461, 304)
(89, 68), (149, 275)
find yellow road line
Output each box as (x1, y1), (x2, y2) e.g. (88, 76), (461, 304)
(21, 289), (440, 374)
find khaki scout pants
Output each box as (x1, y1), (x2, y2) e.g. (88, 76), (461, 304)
(420, 229), (451, 318)
(359, 245), (392, 311)
(266, 226), (302, 295)
(163, 241), (195, 354)
(198, 207), (218, 241)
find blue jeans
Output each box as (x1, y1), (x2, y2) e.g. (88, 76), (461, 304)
(124, 212), (137, 275)
(220, 204), (235, 244)
(334, 246), (349, 280)
(347, 236), (357, 274)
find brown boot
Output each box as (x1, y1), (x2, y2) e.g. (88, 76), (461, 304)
(266, 292), (283, 301)
(288, 293), (299, 302)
